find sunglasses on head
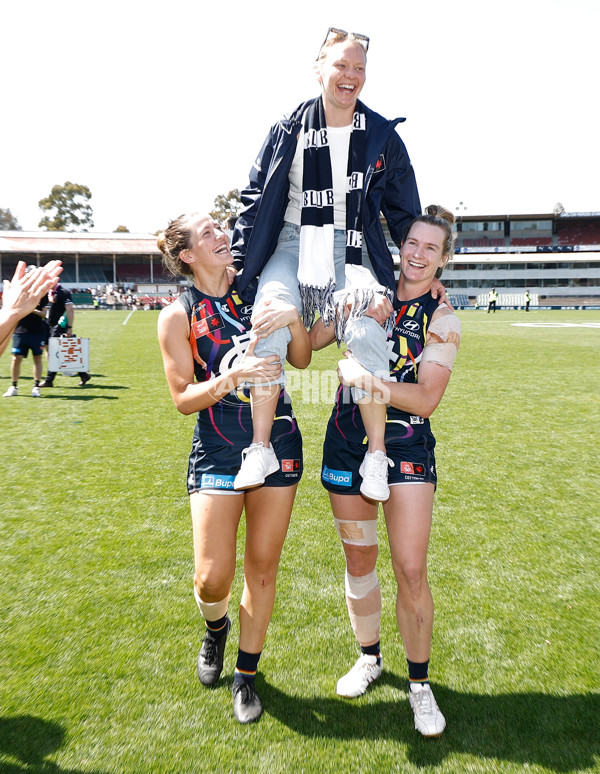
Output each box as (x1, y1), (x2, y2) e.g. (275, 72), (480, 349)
(319, 27), (370, 54)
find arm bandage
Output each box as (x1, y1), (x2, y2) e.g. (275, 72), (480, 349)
(421, 313), (461, 371)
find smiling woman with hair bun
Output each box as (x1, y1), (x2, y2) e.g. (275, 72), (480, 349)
(310, 205), (461, 739)
(157, 212), (310, 724)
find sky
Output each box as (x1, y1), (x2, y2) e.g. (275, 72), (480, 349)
(2, 0), (598, 234)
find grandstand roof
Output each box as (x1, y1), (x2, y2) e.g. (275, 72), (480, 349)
(456, 210), (600, 223)
(0, 231), (160, 255)
(452, 251), (600, 264)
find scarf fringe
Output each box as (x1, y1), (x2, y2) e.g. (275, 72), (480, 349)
(334, 285), (396, 345)
(299, 279), (336, 329)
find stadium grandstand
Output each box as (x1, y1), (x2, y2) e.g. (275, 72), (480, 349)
(0, 231), (177, 308)
(2, 207), (600, 309)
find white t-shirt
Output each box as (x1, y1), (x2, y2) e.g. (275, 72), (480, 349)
(284, 124), (352, 230)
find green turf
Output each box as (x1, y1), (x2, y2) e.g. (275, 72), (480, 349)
(1, 308), (599, 773)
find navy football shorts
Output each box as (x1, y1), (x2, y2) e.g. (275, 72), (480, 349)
(11, 333), (46, 358)
(187, 425), (303, 494)
(321, 432), (437, 496)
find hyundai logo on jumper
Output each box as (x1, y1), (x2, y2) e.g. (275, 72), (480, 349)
(201, 473), (235, 489)
(403, 320), (420, 331)
(322, 466), (352, 486)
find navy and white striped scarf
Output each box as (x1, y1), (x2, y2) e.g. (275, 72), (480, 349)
(298, 97), (380, 336)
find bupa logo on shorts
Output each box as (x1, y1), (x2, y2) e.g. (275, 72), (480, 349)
(322, 466), (352, 486)
(403, 320), (420, 332)
(201, 473), (235, 490)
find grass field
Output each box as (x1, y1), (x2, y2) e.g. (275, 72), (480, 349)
(1, 307), (599, 774)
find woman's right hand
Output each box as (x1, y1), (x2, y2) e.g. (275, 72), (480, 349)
(364, 293), (393, 326)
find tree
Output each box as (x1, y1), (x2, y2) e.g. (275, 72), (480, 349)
(38, 181), (94, 231)
(0, 208), (22, 230)
(209, 189), (243, 227)
(114, 225), (129, 232)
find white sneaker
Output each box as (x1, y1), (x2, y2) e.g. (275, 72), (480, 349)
(409, 683), (446, 738)
(31, 386), (41, 398)
(233, 442), (280, 490)
(359, 450), (394, 501)
(336, 654), (382, 698)
(3, 385), (18, 397)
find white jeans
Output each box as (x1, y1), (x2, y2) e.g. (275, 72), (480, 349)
(252, 222), (390, 398)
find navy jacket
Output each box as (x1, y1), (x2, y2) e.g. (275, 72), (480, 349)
(231, 98), (421, 303)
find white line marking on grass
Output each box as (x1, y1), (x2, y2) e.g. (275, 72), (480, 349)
(511, 322), (600, 328)
(123, 309), (136, 326)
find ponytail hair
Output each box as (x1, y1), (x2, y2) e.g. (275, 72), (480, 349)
(156, 214), (194, 277)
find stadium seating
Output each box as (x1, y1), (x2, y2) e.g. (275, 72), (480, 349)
(510, 237), (553, 247)
(448, 294), (469, 308)
(476, 292), (539, 307)
(557, 222), (600, 245)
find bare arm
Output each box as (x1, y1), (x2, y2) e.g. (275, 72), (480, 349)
(65, 301), (75, 331)
(339, 356), (452, 418)
(157, 300), (283, 415)
(309, 317), (335, 352)
(338, 307), (461, 418)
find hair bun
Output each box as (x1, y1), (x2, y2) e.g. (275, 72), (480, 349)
(424, 204), (455, 227)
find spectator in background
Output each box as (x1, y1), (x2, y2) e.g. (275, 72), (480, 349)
(3, 267), (49, 398)
(40, 284), (91, 388)
(0, 260), (62, 358)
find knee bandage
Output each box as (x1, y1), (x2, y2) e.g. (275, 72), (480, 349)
(334, 518), (378, 546)
(194, 588), (230, 622)
(345, 569), (381, 647)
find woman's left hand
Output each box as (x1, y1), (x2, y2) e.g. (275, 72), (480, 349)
(251, 298), (301, 338)
(225, 265), (238, 287)
(430, 278), (454, 309)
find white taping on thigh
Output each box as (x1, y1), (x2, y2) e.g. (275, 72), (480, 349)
(335, 518), (378, 546)
(194, 589), (230, 621)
